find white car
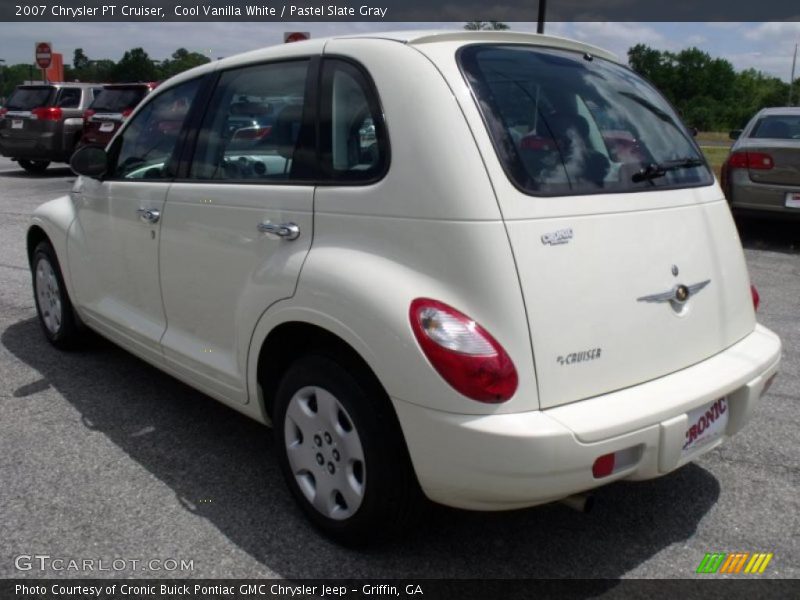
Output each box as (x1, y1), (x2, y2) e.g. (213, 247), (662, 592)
(28, 31), (781, 544)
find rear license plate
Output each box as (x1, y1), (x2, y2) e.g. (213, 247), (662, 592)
(99, 122), (115, 132)
(785, 193), (800, 208)
(11, 119), (23, 129)
(682, 397), (728, 457)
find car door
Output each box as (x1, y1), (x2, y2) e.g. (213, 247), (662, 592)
(67, 77), (204, 361)
(158, 59), (316, 404)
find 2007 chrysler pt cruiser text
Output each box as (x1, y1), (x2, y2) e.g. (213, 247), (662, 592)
(29, 31), (781, 544)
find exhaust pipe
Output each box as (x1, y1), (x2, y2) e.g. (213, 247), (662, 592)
(559, 493), (594, 513)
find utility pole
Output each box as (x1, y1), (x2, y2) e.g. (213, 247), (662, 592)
(789, 43), (798, 106)
(537, 0), (547, 34)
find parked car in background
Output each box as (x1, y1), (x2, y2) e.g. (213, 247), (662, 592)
(0, 82), (102, 173)
(80, 82), (158, 148)
(722, 107), (800, 217)
(30, 31), (781, 544)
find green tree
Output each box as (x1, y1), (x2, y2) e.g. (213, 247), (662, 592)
(160, 48), (210, 79)
(73, 48), (90, 70)
(112, 47), (158, 83)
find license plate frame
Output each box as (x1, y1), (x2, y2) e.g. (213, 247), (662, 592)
(682, 397), (728, 457)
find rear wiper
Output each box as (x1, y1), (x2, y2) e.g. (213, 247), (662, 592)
(632, 157), (704, 183)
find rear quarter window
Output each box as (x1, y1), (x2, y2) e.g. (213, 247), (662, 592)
(459, 45), (712, 196)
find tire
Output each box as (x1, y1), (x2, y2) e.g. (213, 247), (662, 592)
(274, 353), (425, 545)
(19, 159), (50, 174)
(31, 241), (82, 349)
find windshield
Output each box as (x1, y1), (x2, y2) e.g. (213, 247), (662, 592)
(459, 45), (712, 196)
(91, 87), (148, 112)
(7, 87), (54, 110)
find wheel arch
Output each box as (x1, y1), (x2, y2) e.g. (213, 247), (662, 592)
(254, 318), (389, 425)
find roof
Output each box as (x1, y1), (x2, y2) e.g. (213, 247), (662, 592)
(164, 29), (621, 90)
(757, 107), (800, 116)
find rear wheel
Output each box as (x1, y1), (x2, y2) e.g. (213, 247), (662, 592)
(19, 159), (50, 174)
(274, 354), (424, 545)
(31, 241), (82, 349)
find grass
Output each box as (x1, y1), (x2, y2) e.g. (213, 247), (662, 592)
(699, 145), (730, 180)
(696, 131), (733, 144)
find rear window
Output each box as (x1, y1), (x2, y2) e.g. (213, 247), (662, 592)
(6, 87), (55, 110)
(750, 115), (800, 140)
(459, 45), (712, 196)
(90, 87), (148, 113)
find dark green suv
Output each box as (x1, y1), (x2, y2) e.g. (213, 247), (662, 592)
(0, 83), (102, 174)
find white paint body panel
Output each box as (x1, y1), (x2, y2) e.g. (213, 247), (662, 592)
(29, 31), (782, 511)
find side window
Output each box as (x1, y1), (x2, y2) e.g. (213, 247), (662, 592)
(56, 88), (81, 108)
(189, 60), (310, 181)
(320, 59), (388, 182)
(111, 78), (200, 180)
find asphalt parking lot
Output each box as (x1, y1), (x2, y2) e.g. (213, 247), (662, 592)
(0, 155), (797, 581)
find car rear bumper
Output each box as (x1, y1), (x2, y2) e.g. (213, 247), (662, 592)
(729, 174), (800, 217)
(393, 324), (781, 510)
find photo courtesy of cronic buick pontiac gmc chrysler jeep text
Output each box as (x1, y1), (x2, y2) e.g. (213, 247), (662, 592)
(27, 31), (782, 544)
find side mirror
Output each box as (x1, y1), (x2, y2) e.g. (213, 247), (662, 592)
(729, 129), (742, 140)
(690, 127), (698, 137)
(70, 145), (108, 178)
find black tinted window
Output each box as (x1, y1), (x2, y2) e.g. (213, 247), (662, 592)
(91, 88), (148, 113)
(6, 87), (54, 110)
(56, 88), (82, 108)
(459, 45), (712, 196)
(750, 115), (800, 140)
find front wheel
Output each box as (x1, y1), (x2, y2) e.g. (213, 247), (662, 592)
(31, 241), (83, 349)
(274, 354), (424, 545)
(18, 159), (50, 174)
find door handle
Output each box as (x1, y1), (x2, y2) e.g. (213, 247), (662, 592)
(137, 208), (161, 224)
(257, 221), (300, 240)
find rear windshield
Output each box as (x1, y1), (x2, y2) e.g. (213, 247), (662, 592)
(750, 115), (800, 140)
(90, 87), (148, 112)
(6, 87), (55, 110)
(459, 45), (712, 196)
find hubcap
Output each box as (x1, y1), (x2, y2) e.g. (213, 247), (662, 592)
(284, 386), (366, 520)
(35, 258), (62, 334)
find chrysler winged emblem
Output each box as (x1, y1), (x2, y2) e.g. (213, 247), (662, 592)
(637, 280), (711, 305)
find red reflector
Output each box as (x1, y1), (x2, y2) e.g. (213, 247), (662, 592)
(751, 284), (760, 312)
(728, 151), (773, 170)
(592, 453), (615, 478)
(32, 107), (63, 121)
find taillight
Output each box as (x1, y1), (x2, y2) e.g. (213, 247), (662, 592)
(409, 298), (518, 402)
(31, 107), (63, 121)
(728, 151), (773, 170)
(83, 109), (95, 123)
(0, 107), (7, 119)
(751, 284), (760, 312)
(121, 108), (133, 119)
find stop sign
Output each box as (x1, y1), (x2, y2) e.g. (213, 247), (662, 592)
(35, 42), (52, 69)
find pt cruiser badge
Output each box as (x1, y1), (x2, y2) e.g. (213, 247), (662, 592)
(637, 280), (711, 305)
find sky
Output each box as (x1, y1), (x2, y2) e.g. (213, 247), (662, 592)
(0, 21), (798, 81)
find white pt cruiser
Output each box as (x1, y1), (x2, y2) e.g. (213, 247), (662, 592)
(28, 31), (782, 544)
